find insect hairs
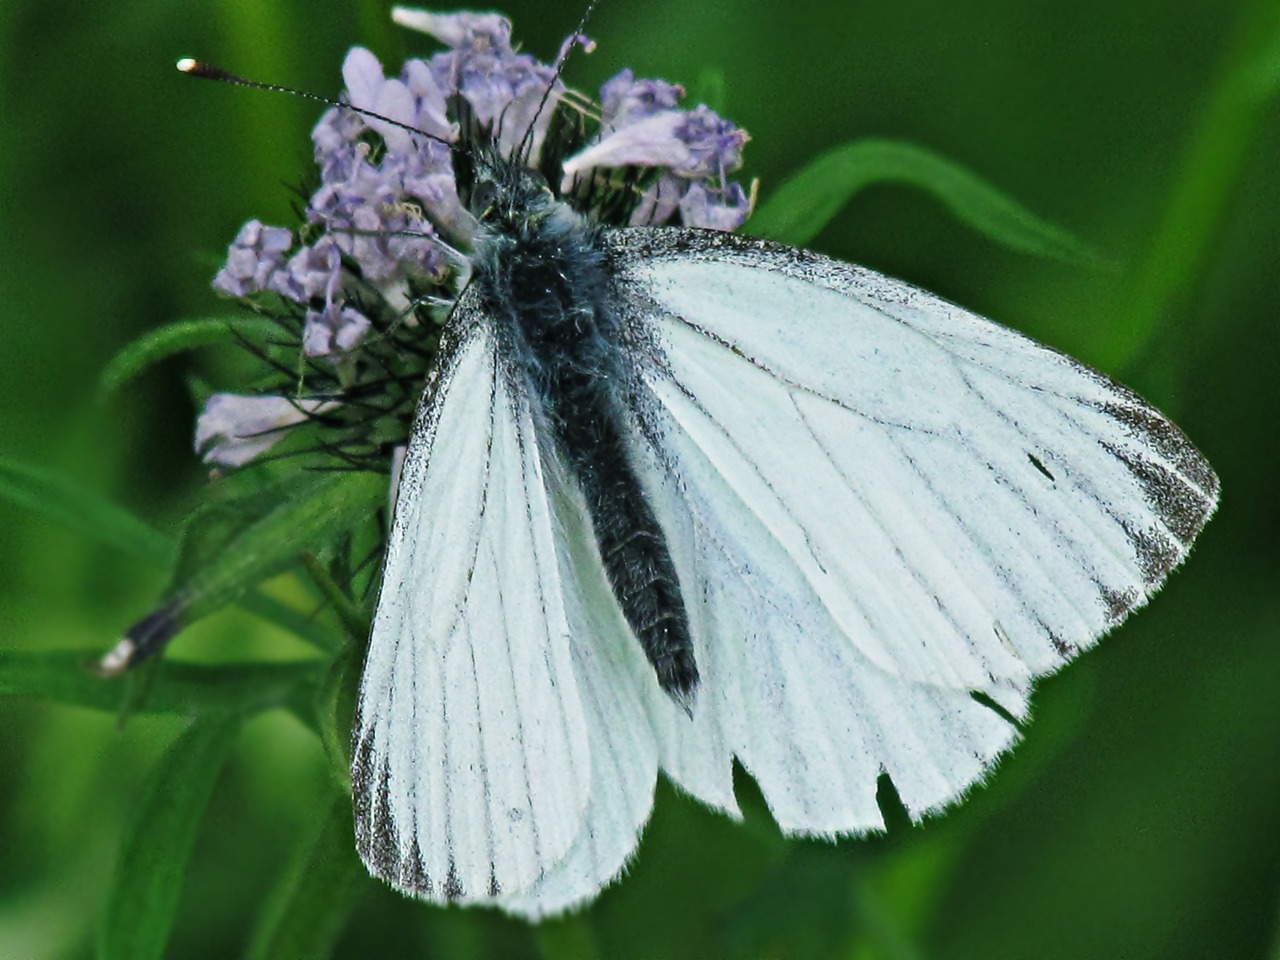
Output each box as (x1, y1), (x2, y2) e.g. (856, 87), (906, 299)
(464, 144), (701, 706)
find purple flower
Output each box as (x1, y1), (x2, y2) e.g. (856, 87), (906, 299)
(394, 7), (562, 159)
(194, 394), (334, 468)
(303, 304), (372, 357)
(679, 181), (754, 231)
(271, 237), (343, 304)
(562, 70), (751, 228)
(201, 8), (754, 469)
(564, 105), (747, 181)
(390, 8), (513, 50)
(600, 70), (684, 127)
(212, 220), (294, 297)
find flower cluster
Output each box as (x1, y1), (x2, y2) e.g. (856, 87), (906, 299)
(195, 7), (752, 470)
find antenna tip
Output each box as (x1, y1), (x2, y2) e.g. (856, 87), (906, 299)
(176, 57), (199, 73)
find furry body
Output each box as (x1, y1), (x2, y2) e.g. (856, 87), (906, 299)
(467, 159), (699, 703)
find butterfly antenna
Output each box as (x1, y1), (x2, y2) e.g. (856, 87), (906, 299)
(515, 0), (601, 166)
(176, 58), (455, 152)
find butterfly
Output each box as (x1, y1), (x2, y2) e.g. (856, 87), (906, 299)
(159, 6), (1219, 920)
(348, 68), (1219, 922)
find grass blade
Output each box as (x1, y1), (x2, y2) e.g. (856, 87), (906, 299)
(97, 715), (242, 960)
(110, 471), (383, 671)
(244, 793), (368, 960)
(0, 456), (172, 563)
(0, 648), (321, 716)
(750, 137), (1097, 265)
(99, 315), (283, 398)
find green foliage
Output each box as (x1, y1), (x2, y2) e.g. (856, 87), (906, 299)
(3, 1), (1278, 958)
(98, 316), (283, 398)
(0, 456), (172, 563)
(750, 138), (1099, 264)
(0, 649), (321, 716)
(244, 796), (369, 960)
(138, 471), (384, 646)
(98, 716), (243, 960)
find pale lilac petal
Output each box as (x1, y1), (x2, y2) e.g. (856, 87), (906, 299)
(675, 105), (749, 177)
(401, 59), (453, 138)
(303, 305), (372, 357)
(272, 238), (343, 303)
(562, 112), (690, 179)
(212, 220), (294, 297)
(600, 70), (684, 127)
(679, 181), (754, 231)
(629, 172), (688, 227)
(391, 8), (513, 51)
(194, 394), (334, 467)
(341, 48), (387, 111)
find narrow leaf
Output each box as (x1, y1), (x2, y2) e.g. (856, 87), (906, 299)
(0, 456), (172, 563)
(170, 471), (383, 628)
(99, 315), (283, 397)
(109, 471), (383, 671)
(0, 648), (322, 715)
(238, 589), (342, 653)
(98, 715), (241, 960)
(1106, 1), (1280, 370)
(244, 794), (367, 960)
(749, 138), (1098, 265)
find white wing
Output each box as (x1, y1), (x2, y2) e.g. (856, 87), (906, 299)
(607, 227), (1218, 830)
(496, 473), (662, 918)
(353, 308), (594, 904)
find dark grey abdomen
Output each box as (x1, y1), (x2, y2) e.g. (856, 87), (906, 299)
(479, 225), (699, 704)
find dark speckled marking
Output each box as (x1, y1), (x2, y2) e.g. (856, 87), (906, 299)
(445, 859), (465, 900)
(1102, 401), (1219, 499)
(1101, 441), (1210, 546)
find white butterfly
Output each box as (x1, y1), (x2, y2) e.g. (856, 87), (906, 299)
(350, 145), (1218, 917)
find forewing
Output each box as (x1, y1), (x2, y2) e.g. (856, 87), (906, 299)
(352, 308), (592, 903)
(606, 227), (1218, 824)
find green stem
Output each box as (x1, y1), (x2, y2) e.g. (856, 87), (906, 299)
(301, 552), (369, 644)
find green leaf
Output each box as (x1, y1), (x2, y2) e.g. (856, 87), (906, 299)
(123, 471), (383, 661)
(0, 648), (322, 715)
(301, 553), (369, 644)
(238, 589), (343, 654)
(244, 793), (368, 960)
(167, 474), (309, 592)
(314, 641), (363, 789)
(99, 315), (283, 398)
(97, 715), (242, 960)
(1105, 1), (1280, 372)
(749, 138), (1098, 265)
(0, 455), (341, 652)
(0, 455), (172, 563)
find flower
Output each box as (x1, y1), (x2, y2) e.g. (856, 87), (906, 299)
(303, 304), (372, 358)
(211, 220), (294, 297)
(203, 8), (753, 471)
(194, 394), (333, 467)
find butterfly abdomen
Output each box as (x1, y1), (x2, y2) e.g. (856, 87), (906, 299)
(474, 186), (699, 704)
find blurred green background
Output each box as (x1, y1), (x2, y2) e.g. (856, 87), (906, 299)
(2, 0), (1278, 957)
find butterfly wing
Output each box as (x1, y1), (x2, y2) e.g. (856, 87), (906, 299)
(352, 299), (594, 903)
(492, 471), (664, 918)
(606, 227), (1218, 830)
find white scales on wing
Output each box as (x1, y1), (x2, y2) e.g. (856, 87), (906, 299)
(353, 225), (1217, 918)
